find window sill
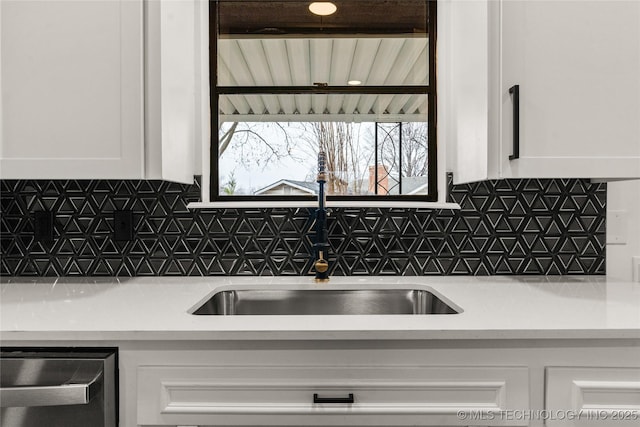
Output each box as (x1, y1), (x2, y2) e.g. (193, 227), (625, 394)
(187, 201), (461, 210)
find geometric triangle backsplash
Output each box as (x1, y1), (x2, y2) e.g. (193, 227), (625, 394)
(0, 176), (606, 276)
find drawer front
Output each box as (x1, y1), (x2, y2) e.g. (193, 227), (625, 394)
(546, 367), (640, 426)
(138, 365), (529, 426)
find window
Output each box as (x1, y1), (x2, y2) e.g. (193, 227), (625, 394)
(210, 0), (437, 202)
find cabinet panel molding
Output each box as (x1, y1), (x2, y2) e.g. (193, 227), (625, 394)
(546, 367), (640, 426)
(138, 365), (529, 426)
(574, 380), (640, 409)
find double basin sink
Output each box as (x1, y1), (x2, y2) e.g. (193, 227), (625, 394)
(191, 288), (460, 316)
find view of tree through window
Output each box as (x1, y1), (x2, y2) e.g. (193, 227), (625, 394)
(219, 120), (429, 196)
(211, 0), (436, 201)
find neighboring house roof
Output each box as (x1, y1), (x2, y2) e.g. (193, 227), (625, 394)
(254, 177), (427, 196)
(406, 182), (429, 195)
(254, 179), (319, 195)
(386, 175), (429, 195)
(403, 176), (429, 195)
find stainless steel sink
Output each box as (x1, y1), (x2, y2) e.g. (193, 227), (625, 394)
(191, 289), (459, 315)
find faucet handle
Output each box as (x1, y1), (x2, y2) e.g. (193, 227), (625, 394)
(314, 258), (329, 273)
(315, 250), (329, 274)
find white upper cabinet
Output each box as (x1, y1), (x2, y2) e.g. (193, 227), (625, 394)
(0, 0), (199, 183)
(449, 0), (640, 184)
(0, 0), (144, 179)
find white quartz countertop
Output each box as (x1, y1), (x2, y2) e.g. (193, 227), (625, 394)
(1, 276), (640, 341)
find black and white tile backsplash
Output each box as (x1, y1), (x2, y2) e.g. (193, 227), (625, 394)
(0, 177), (606, 276)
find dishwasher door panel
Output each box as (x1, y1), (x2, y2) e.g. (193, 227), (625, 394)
(0, 350), (116, 427)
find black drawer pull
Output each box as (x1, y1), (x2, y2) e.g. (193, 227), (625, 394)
(509, 84), (520, 160)
(313, 393), (354, 404)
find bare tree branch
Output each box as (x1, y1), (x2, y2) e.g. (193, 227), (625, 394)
(219, 122), (239, 156)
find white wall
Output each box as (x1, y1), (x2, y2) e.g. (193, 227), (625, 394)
(607, 180), (640, 281)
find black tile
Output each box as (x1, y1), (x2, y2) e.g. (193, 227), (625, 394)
(0, 177), (606, 276)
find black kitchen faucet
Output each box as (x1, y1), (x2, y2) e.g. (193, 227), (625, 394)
(313, 151), (330, 282)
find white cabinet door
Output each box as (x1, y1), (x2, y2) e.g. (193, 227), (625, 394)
(546, 367), (640, 426)
(0, 0), (144, 179)
(499, 0), (640, 179)
(449, 0), (640, 184)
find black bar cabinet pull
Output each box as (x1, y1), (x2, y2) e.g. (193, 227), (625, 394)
(509, 84), (520, 160)
(313, 393), (355, 404)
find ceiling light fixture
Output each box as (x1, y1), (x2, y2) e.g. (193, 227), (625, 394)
(348, 80), (362, 86)
(309, 2), (337, 16)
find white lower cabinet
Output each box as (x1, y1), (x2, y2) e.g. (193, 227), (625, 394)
(137, 365), (529, 426)
(545, 367), (640, 426)
(118, 341), (640, 427)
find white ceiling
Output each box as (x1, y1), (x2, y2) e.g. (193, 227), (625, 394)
(218, 37), (429, 122)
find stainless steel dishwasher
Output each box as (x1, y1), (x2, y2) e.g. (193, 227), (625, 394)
(0, 349), (117, 427)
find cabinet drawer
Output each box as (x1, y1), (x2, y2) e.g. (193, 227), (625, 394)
(138, 365), (529, 426)
(546, 367), (640, 426)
